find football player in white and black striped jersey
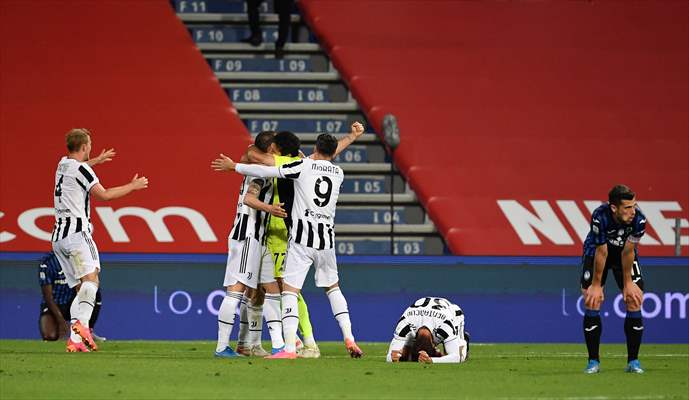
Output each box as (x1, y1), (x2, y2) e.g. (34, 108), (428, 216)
(386, 297), (469, 364)
(52, 128), (148, 352)
(212, 129), (365, 359)
(212, 131), (290, 358)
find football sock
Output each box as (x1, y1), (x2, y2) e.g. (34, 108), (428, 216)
(69, 296), (82, 343)
(624, 310), (643, 362)
(237, 295), (249, 348)
(216, 291), (243, 353)
(247, 301), (264, 346)
(583, 309), (602, 362)
(264, 293), (285, 349)
(77, 281), (98, 327)
(326, 287), (354, 341)
(281, 291), (299, 353)
(297, 293), (316, 346)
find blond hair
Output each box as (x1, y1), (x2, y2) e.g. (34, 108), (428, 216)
(66, 128), (91, 152)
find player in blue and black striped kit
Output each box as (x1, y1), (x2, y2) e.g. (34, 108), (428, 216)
(580, 184), (646, 374)
(39, 252), (103, 342)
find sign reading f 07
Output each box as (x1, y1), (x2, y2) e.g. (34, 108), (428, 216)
(498, 200), (688, 247)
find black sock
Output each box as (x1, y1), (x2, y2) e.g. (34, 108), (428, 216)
(624, 310), (643, 362)
(583, 309), (602, 362)
(89, 289), (102, 329)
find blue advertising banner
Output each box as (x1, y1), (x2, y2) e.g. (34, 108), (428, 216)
(1, 254), (687, 343)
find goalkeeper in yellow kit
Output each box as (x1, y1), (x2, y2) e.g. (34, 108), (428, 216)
(247, 123), (366, 358)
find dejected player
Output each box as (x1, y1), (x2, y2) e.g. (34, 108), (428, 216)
(581, 184), (646, 374)
(386, 297), (469, 364)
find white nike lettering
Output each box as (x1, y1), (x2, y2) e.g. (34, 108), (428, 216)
(585, 325), (599, 332)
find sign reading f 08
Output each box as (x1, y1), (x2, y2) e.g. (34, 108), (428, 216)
(498, 200), (688, 247)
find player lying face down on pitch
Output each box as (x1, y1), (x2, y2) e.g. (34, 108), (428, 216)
(387, 297), (469, 364)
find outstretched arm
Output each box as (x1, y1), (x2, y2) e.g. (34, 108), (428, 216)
(212, 154), (284, 178)
(246, 145), (276, 166)
(90, 174), (148, 201)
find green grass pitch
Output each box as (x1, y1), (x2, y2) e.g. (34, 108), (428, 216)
(1, 341), (687, 399)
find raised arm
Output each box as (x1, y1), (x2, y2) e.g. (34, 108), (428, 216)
(333, 122), (365, 157)
(90, 174), (148, 201)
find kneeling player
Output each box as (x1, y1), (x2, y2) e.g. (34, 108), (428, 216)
(386, 297), (468, 364)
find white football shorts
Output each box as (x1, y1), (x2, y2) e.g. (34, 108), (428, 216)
(282, 242), (339, 289)
(52, 231), (101, 288)
(224, 236), (275, 288)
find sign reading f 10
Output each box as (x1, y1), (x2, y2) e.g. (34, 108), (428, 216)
(498, 200), (688, 249)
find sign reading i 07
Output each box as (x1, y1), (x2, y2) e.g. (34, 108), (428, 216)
(244, 118), (351, 133)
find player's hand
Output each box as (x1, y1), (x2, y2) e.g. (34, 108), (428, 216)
(90, 148), (116, 166)
(130, 174), (149, 190)
(211, 154), (236, 172)
(269, 203), (287, 218)
(417, 350), (433, 364)
(623, 281), (643, 309)
(350, 121), (365, 138)
(584, 284), (604, 309)
(390, 350), (402, 362)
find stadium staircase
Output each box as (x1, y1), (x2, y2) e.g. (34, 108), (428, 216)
(173, 0), (446, 255)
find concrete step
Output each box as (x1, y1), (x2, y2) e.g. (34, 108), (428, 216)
(234, 101), (358, 112)
(198, 42), (320, 52)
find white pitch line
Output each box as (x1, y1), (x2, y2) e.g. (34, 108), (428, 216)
(498, 396), (669, 400)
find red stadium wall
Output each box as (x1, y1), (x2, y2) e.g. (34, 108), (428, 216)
(0, 1), (250, 253)
(300, 0), (689, 256)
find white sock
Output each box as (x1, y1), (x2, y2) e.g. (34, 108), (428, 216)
(264, 293), (284, 349)
(247, 302), (264, 346)
(77, 281), (98, 327)
(237, 296), (249, 348)
(281, 291), (299, 353)
(216, 291), (243, 353)
(327, 287), (354, 341)
(69, 296), (82, 343)
(303, 334), (316, 347)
